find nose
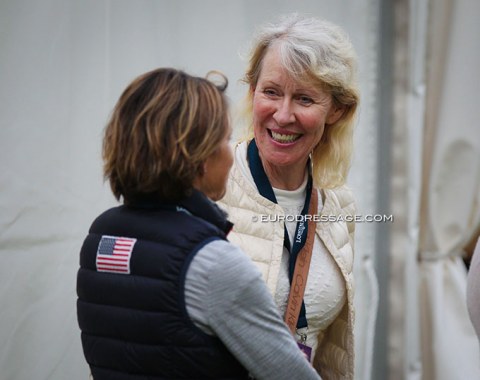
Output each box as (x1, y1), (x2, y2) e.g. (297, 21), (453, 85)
(273, 99), (295, 126)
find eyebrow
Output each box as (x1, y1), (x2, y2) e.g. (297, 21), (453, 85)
(259, 77), (325, 98)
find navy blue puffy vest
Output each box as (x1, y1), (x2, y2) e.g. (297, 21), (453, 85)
(77, 191), (249, 379)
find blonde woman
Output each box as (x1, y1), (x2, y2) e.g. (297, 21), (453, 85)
(219, 14), (359, 379)
(76, 68), (320, 379)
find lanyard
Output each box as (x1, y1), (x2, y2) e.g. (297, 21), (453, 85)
(247, 139), (313, 329)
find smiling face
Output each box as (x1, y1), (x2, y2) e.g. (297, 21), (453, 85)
(252, 45), (343, 187)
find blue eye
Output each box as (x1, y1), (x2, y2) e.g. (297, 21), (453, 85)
(263, 88), (278, 97)
(298, 95), (314, 105)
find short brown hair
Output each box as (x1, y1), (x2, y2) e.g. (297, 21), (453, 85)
(102, 68), (229, 202)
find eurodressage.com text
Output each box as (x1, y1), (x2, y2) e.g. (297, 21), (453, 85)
(251, 214), (394, 223)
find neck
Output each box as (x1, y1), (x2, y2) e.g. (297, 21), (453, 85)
(261, 158), (308, 190)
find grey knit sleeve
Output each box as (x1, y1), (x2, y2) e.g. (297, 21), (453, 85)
(184, 239), (321, 380)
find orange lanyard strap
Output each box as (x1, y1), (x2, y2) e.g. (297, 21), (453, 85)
(284, 188), (318, 335)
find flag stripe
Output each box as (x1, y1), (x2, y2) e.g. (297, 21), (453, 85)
(98, 267), (129, 273)
(97, 260), (128, 264)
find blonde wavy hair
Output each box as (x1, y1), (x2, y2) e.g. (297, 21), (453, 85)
(103, 68), (229, 202)
(241, 13), (359, 189)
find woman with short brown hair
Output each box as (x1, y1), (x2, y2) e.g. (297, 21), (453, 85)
(77, 67), (320, 380)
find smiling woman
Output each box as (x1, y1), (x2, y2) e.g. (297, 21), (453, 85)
(252, 42), (344, 190)
(218, 13), (360, 380)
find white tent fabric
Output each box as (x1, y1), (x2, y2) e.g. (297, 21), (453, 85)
(0, 1), (380, 379)
(389, 0), (480, 378)
(418, 0), (480, 378)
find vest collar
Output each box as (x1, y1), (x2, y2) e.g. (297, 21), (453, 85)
(126, 190), (233, 236)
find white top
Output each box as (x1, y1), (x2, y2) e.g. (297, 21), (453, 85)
(236, 141), (346, 358)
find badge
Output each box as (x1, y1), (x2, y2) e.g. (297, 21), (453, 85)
(96, 235), (136, 274)
(297, 342), (312, 362)
(296, 329), (312, 362)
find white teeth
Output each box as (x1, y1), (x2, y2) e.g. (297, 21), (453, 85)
(271, 131), (301, 143)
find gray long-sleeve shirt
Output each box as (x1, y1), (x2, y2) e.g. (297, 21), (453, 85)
(184, 239), (321, 380)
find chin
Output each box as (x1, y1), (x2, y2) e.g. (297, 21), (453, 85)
(209, 189), (226, 202)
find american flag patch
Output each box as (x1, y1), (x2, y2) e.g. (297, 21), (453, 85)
(96, 235), (136, 274)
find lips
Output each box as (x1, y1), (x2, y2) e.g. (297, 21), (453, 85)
(270, 130), (302, 143)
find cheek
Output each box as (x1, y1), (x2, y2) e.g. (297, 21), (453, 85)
(219, 144), (233, 175)
(295, 113), (325, 148)
(313, 121), (325, 138)
(311, 125), (325, 146)
(252, 98), (270, 124)
(252, 103), (261, 127)
(313, 130), (325, 148)
(302, 112), (326, 135)
(225, 148), (234, 172)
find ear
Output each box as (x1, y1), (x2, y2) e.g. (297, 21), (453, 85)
(326, 104), (346, 125)
(197, 162), (207, 176)
(192, 162), (207, 194)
